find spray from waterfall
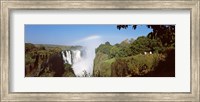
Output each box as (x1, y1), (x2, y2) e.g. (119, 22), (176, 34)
(62, 35), (103, 76)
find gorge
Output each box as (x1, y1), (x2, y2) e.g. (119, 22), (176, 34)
(61, 50), (93, 76)
(25, 37), (175, 77)
(25, 43), (95, 77)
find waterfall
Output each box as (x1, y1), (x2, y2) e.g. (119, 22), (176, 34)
(61, 51), (67, 64)
(61, 50), (72, 64)
(61, 49), (93, 76)
(61, 50), (82, 65)
(72, 50), (81, 64)
(66, 51), (72, 64)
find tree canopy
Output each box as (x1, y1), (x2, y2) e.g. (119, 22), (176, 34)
(117, 25), (175, 47)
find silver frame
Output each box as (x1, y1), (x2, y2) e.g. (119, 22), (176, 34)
(1, 0), (199, 101)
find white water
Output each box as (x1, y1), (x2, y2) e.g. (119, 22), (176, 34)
(66, 51), (72, 64)
(61, 50), (81, 64)
(72, 50), (82, 64)
(72, 48), (94, 76)
(61, 35), (103, 76)
(61, 51), (72, 64)
(61, 49), (93, 76)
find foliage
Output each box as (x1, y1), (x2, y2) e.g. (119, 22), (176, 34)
(117, 25), (175, 47)
(95, 42), (112, 55)
(93, 24), (175, 77)
(62, 64), (76, 77)
(98, 58), (115, 77)
(111, 53), (164, 77)
(25, 43), (77, 77)
(130, 36), (163, 55)
(145, 47), (175, 77)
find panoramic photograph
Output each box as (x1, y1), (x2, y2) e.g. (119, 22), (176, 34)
(25, 25), (175, 77)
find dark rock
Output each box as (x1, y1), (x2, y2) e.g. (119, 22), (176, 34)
(48, 53), (65, 77)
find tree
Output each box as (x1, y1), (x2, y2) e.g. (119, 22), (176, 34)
(128, 36), (163, 55)
(129, 38), (135, 43)
(109, 46), (120, 58)
(129, 36), (151, 55)
(117, 25), (175, 47)
(95, 42), (112, 55)
(105, 41), (111, 45)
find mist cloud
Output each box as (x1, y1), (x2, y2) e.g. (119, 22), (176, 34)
(72, 35), (103, 76)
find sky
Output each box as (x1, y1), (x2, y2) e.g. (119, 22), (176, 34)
(25, 25), (153, 46)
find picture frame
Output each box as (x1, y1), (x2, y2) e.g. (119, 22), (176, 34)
(1, 0), (199, 101)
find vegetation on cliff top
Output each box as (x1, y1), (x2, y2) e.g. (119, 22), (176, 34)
(25, 43), (77, 77)
(93, 25), (175, 77)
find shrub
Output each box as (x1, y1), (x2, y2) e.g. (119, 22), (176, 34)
(111, 53), (164, 76)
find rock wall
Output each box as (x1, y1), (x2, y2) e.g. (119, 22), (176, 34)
(25, 43), (75, 77)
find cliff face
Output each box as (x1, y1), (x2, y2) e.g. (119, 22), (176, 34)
(93, 52), (114, 77)
(25, 43), (76, 77)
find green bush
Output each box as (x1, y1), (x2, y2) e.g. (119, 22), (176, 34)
(95, 42), (112, 55)
(111, 53), (164, 76)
